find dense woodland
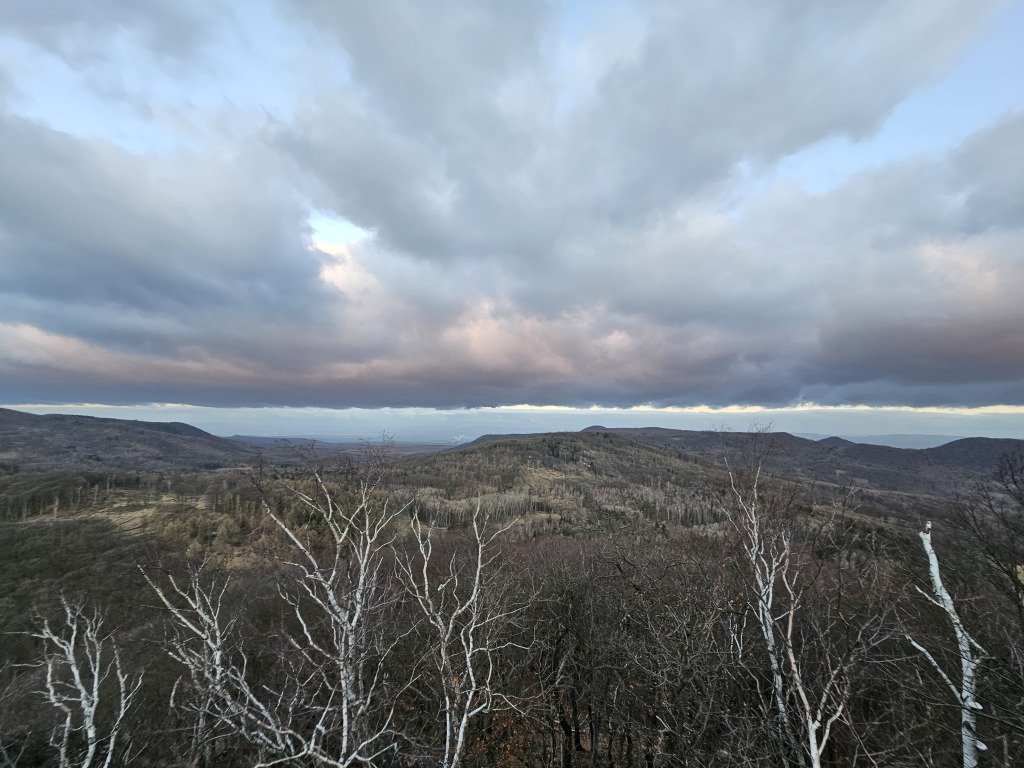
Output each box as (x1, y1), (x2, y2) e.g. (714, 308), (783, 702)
(1, 431), (1023, 767)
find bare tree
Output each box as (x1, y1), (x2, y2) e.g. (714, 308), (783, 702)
(906, 521), (989, 768)
(947, 448), (1024, 753)
(0, 663), (27, 768)
(398, 502), (526, 768)
(139, 559), (236, 767)
(951, 449), (1024, 625)
(721, 432), (890, 768)
(721, 434), (806, 766)
(776, 525), (891, 768)
(608, 530), (731, 765)
(146, 456), (414, 767)
(25, 596), (143, 768)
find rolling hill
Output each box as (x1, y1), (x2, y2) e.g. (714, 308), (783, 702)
(4, 405), (1019, 499)
(469, 425), (1021, 497)
(0, 407), (250, 471)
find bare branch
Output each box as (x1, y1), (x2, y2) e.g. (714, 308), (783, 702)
(26, 596), (143, 768)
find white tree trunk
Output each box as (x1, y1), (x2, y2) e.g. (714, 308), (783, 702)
(909, 522), (988, 768)
(29, 596), (143, 768)
(145, 464), (411, 767)
(723, 446), (882, 768)
(398, 502), (524, 768)
(723, 456), (807, 768)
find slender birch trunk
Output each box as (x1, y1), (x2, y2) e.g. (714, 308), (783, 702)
(908, 522), (988, 768)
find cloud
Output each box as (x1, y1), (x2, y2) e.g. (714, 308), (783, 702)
(0, 0), (219, 63)
(786, 114), (1024, 405)
(0, 110), (344, 361)
(276, 0), (1002, 258)
(0, 0), (1021, 410)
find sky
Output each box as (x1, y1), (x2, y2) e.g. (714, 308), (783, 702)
(1, 0), (1023, 442)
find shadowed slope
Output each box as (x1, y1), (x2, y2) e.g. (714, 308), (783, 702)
(0, 407), (250, 471)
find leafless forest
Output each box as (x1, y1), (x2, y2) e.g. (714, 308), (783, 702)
(2, 431), (1023, 767)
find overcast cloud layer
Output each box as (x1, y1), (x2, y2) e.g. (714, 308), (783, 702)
(1, 0), (1022, 411)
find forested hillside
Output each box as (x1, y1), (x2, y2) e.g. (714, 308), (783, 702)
(0, 408), (249, 472)
(1, 428), (1022, 766)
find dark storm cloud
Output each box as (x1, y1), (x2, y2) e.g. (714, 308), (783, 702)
(1, 0), (1021, 409)
(787, 112), (1024, 405)
(0, 110), (344, 367)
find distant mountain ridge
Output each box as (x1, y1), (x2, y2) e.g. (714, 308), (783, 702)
(586, 426), (1024, 495)
(817, 436), (857, 447)
(469, 425), (1022, 497)
(799, 433), (965, 449)
(0, 407), (250, 471)
(3, 407), (1021, 496)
